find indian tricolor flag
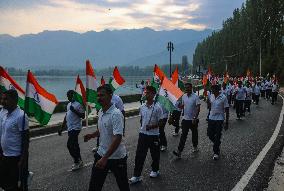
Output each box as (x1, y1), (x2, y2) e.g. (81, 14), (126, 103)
(157, 77), (183, 112)
(74, 75), (86, 107)
(151, 64), (166, 91)
(171, 66), (184, 91)
(109, 66), (125, 91)
(0, 66), (25, 109)
(86, 60), (100, 109)
(25, 70), (58, 125)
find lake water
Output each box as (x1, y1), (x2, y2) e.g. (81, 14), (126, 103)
(13, 76), (151, 101)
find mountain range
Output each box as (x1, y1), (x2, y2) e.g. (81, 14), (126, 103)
(0, 28), (212, 70)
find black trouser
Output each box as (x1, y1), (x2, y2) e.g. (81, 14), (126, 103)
(245, 100), (251, 113)
(207, 120), (223, 155)
(172, 110), (181, 133)
(272, 92), (277, 104)
(0, 156), (21, 191)
(255, 95), (260, 105)
(134, 133), (160, 177)
(227, 94), (232, 105)
(177, 119), (198, 152)
(252, 93), (255, 102)
(266, 89), (272, 99)
(260, 90), (265, 97)
(235, 100), (244, 118)
(67, 130), (82, 163)
(88, 153), (129, 191)
(159, 118), (168, 147)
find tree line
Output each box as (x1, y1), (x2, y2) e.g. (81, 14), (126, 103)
(192, 0), (284, 81)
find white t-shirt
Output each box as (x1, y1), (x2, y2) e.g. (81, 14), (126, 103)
(209, 94), (229, 120)
(245, 87), (253, 100)
(181, 93), (201, 120)
(0, 107), (29, 157)
(254, 85), (261, 95)
(66, 101), (84, 131)
(137, 84), (146, 94)
(97, 104), (127, 159)
(235, 86), (247, 100)
(111, 94), (124, 112)
(139, 102), (163, 136)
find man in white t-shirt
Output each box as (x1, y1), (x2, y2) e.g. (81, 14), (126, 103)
(59, 90), (85, 171)
(234, 81), (246, 119)
(245, 83), (253, 114)
(129, 86), (163, 184)
(136, 80), (146, 105)
(207, 85), (229, 160)
(173, 82), (201, 158)
(271, 81), (279, 105)
(84, 84), (129, 191)
(0, 89), (29, 190)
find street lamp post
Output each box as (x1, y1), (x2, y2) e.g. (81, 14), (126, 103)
(167, 42), (174, 77)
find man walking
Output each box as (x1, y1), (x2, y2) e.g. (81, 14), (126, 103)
(129, 86), (163, 184)
(0, 89), (29, 190)
(173, 82), (201, 158)
(234, 81), (246, 119)
(84, 84), (129, 191)
(207, 85), (229, 160)
(58, 90), (85, 171)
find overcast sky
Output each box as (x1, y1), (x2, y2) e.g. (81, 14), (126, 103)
(0, 0), (245, 36)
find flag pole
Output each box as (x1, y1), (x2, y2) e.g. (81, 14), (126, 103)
(19, 70), (29, 190)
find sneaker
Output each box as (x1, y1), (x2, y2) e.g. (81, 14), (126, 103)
(160, 146), (167, 151)
(129, 176), (142, 184)
(71, 160), (84, 171)
(27, 171), (34, 186)
(172, 132), (179, 137)
(193, 147), (199, 153)
(213, 154), (219, 160)
(149, 171), (160, 178)
(92, 147), (98, 153)
(173, 150), (181, 158)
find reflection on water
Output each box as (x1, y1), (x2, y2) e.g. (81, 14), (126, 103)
(13, 76), (151, 100)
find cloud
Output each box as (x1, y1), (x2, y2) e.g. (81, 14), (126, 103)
(0, 0), (245, 36)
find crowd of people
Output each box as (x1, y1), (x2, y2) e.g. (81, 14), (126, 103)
(0, 75), (280, 191)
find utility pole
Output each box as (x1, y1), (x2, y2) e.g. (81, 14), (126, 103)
(167, 42), (174, 77)
(259, 42), (262, 76)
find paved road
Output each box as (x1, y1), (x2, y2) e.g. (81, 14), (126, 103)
(29, 97), (284, 191)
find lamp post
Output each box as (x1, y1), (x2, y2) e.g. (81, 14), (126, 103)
(167, 42), (174, 77)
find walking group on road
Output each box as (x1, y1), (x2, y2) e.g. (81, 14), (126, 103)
(0, 74), (280, 191)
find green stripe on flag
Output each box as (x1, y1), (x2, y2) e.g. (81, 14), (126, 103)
(25, 97), (52, 125)
(73, 92), (84, 107)
(157, 95), (175, 112)
(0, 85), (25, 109)
(86, 88), (101, 110)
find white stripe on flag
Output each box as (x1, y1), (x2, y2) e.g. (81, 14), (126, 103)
(0, 76), (25, 99)
(111, 79), (120, 89)
(86, 75), (98, 91)
(26, 82), (57, 114)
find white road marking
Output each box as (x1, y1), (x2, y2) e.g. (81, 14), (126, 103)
(231, 95), (284, 191)
(31, 115), (140, 141)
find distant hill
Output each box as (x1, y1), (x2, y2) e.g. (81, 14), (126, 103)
(0, 28), (212, 70)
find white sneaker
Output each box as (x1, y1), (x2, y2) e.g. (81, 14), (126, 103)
(213, 154), (219, 160)
(160, 146), (167, 151)
(92, 147), (98, 153)
(129, 176), (142, 184)
(149, 171), (160, 178)
(172, 132), (178, 137)
(193, 147), (199, 153)
(27, 171), (34, 186)
(71, 160), (84, 171)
